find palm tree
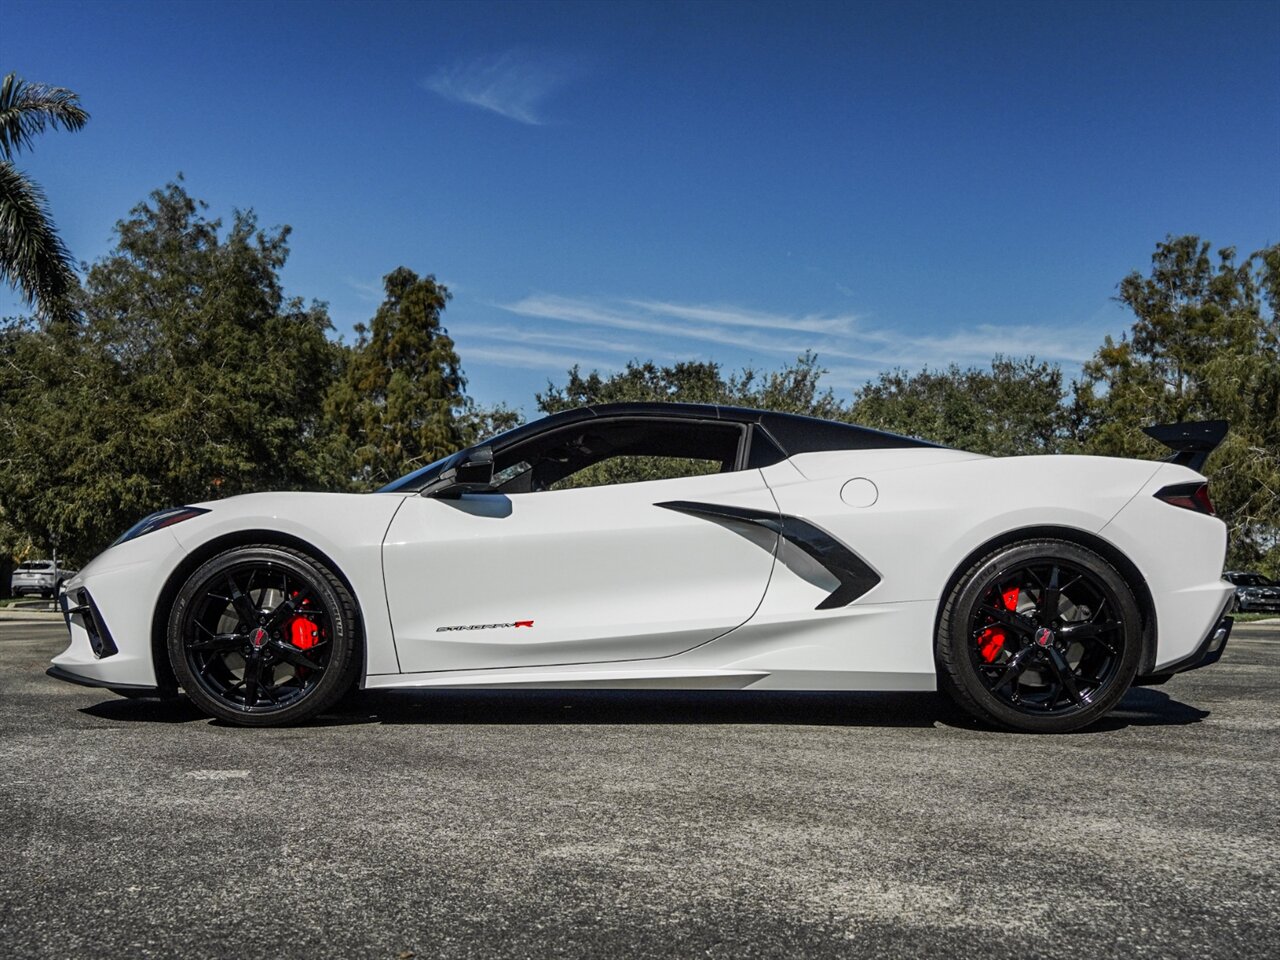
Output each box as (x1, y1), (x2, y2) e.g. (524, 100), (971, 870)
(0, 72), (89, 322)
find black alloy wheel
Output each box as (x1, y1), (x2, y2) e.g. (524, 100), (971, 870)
(937, 540), (1142, 733)
(168, 545), (360, 726)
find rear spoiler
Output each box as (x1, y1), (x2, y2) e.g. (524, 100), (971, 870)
(1141, 420), (1228, 472)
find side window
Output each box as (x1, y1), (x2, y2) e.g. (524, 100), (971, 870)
(550, 454), (722, 491)
(492, 419), (744, 493)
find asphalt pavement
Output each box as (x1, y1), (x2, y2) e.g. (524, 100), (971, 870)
(1, 620), (1277, 960)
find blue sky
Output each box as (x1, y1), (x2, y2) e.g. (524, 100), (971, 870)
(4, 0), (1278, 412)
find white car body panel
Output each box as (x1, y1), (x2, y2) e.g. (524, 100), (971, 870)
(168, 493), (408, 676)
(51, 492), (408, 683)
(383, 470), (778, 673)
(1101, 463), (1235, 669)
(49, 529), (186, 687)
(50, 405), (1235, 701)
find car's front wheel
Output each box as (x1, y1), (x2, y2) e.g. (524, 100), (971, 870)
(167, 545), (361, 726)
(936, 539), (1142, 733)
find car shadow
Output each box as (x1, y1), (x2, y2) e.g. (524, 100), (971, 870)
(79, 696), (208, 724)
(76, 684), (1210, 731)
(332, 688), (947, 728)
(1085, 685), (1210, 731)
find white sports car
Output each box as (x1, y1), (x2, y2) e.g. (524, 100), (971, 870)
(48, 403), (1235, 732)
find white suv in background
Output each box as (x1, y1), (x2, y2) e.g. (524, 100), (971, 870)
(9, 560), (77, 599)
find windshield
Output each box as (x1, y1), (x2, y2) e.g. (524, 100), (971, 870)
(16, 562), (52, 570)
(377, 452), (457, 493)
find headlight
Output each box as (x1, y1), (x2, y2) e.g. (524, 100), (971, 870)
(112, 506), (210, 546)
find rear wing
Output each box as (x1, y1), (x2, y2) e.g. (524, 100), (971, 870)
(1141, 420), (1228, 472)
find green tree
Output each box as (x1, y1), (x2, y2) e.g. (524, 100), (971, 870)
(533, 353), (845, 487)
(0, 72), (89, 322)
(850, 355), (1070, 455)
(324, 268), (468, 486)
(458, 400), (522, 446)
(1074, 236), (1280, 573)
(537, 351), (841, 416)
(0, 180), (344, 562)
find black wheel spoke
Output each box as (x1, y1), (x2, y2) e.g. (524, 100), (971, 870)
(980, 605), (1036, 635)
(984, 647), (1034, 691)
(270, 640), (324, 672)
(225, 573), (260, 629)
(1058, 620), (1121, 642)
(190, 631), (242, 653)
(263, 586), (312, 631)
(1046, 647), (1085, 705)
(242, 655), (263, 709)
(1039, 565), (1061, 627)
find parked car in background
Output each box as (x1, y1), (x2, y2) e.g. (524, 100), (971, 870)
(1224, 571), (1280, 613)
(10, 560), (78, 599)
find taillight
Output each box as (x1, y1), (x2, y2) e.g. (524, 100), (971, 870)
(1154, 482), (1215, 516)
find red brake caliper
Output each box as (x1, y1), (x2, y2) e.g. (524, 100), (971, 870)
(977, 586), (1020, 662)
(282, 594), (320, 660)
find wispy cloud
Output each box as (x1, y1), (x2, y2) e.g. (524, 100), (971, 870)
(495, 294), (1106, 380)
(345, 277), (383, 303)
(460, 344), (622, 372)
(458, 322), (687, 361)
(625, 300), (858, 336)
(424, 51), (572, 125)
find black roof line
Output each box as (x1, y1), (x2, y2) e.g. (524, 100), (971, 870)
(573, 401), (941, 452)
(583, 401), (750, 420)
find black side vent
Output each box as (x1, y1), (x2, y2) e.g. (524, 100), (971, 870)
(656, 500), (882, 608)
(64, 589), (119, 659)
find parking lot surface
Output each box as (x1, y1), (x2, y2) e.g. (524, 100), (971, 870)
(2, 620), (1277, 959)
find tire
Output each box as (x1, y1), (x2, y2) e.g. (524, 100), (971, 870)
(937, 539), (1142, 733)
(167, 544), (361, 727)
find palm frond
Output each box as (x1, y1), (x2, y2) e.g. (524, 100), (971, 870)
(0, 73), (90, 160)
(0, 160), (79, 322)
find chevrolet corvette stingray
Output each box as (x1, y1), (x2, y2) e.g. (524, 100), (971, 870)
(48, 403), (1235, 732)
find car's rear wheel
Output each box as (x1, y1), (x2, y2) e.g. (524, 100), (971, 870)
(167, 545), (361, 726)
(937, 539), (1142, 733)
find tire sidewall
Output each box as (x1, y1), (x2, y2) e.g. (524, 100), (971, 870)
(942, 541), (1143, 733)
(167, 546), (354, 726)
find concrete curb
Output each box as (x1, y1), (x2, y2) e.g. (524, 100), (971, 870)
(0, 610), (62, 622)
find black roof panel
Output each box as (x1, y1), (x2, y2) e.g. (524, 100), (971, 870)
(580, 402), (941, 455)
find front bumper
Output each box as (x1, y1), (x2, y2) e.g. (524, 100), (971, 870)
(45, 663), (158, 692)
(47, 531), (188, 690)
(45, 588), (161, 692)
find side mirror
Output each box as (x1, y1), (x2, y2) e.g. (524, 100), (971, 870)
(454, 445), (495, 487)
(425, 446), (495, 497)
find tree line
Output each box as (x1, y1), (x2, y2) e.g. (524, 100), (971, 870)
(0, 69), (1276, 576)
(1, 179), (1275, 575)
